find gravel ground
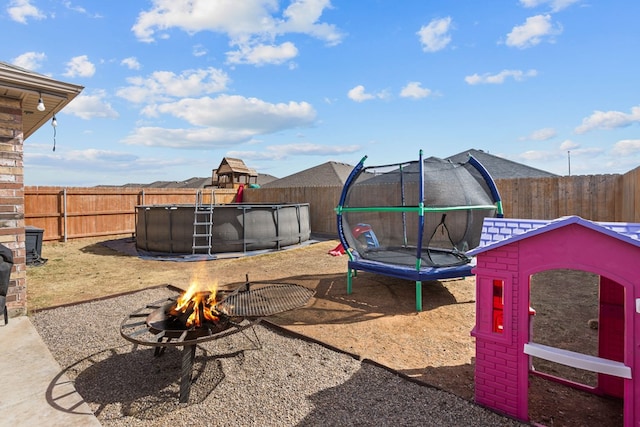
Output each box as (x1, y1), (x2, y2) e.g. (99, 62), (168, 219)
(31, 287), (525, 427)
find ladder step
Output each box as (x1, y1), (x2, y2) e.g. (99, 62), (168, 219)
(193, 190), (214, 254)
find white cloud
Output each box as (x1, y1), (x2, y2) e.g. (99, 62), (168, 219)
(508, 141), (636, 176)
(132, 0), (276, 42)
(7, 0), (46, 24)
(559, 139), (578, 150)
(400, 82), (432, 99)
(64, 90), (119, 120)
(63, 55), (96, 78)
(229, 142), (361, 161)
(347, 85), (388, 102)
(347, 85), (374, 102)
(505, 14), (562, 49)
(226, 41), (298, 66)
(64, 148), (138, 163)
(278, 0), (343, 46)
(11, 51), (46, 70)
(150, 95), (316, 131)
(517, 142), (602, 164)
(612, 139), (640, 156)
(131, 0), (343, 66)
(124, 94), (316, 149)
(575, 106), (640, 134)
(121, 57), (141, 70)
(519, 150), (556, 161)
(122, 126), (255, 148)
(116, 67), (230, 103)
(465, 69), (537, 85)
(192, 44), (208, 57)
(417, 17), (452, 52)
(60, 1), (102, 17)
(565, 146), (604, 157)
(519, 0), (581, 12)
(25, 149), (187, 176)
(524, 127), (556, 141)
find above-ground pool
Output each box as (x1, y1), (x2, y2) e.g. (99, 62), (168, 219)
(135, 203), (311, 255)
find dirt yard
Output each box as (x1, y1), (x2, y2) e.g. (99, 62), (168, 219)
(27, 236), (623, 426)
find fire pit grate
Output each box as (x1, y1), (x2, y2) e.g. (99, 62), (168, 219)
(120, 280), (314, 403)
(215, 281), (315, 318)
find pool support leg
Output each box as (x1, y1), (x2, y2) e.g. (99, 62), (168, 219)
(347, 267), (353, 294)
(416, 280), (422, 311)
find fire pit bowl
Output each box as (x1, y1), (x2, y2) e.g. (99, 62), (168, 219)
(145, 299), (233, 340)
(120, 280), (315, 403)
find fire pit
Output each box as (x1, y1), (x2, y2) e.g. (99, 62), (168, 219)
(120, 278), (314, 403)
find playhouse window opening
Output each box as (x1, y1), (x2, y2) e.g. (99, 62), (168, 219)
(492, 279), (504, 334)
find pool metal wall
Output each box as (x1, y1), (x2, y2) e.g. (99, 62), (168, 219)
(135, 203), (311, 254)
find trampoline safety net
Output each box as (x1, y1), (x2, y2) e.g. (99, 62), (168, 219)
(336, 151), (502, 269)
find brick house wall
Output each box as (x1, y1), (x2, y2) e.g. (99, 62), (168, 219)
(0, 96), (26, 316)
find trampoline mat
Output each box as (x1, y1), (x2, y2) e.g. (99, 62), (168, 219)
(360, 247), (470, 268)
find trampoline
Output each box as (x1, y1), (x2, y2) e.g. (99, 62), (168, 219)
(335, 150), (503, 311)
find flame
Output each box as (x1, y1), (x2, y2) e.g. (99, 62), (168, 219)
(172, 264), (220, 328)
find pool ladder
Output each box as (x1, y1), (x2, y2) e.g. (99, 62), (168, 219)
(192, 190), (215, 255)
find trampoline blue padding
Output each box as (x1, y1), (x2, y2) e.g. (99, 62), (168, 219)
(347, 258), (475, 282)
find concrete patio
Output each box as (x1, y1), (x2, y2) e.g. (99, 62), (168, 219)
(0, 316), (101, 426)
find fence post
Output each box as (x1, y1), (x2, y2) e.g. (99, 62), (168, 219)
(63, 187), (68, 242)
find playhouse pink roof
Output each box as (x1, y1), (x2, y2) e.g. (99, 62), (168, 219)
(467, 215), (640, 256)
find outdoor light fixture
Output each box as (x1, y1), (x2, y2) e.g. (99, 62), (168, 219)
(51, 114), (57, 152)
(36, 94), (45, 112)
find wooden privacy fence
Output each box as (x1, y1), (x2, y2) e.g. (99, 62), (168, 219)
(495, 174), (624, 222)
(23, 167), (640, 242)
(24, 187), (237, 241)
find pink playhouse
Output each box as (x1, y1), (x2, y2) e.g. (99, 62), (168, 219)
(468, 216), (640, 425)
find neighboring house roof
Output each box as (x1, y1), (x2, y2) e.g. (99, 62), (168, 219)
(117, 178), (210, 189)
(467, 216), (640, 256)
(116, 173), (278, 189)
(446, 149), (558, 179)
(0, 61), (83, 139)
(107, 149), (558, 189)
(261, 161), (355, 188)
(158, 177), (213, 188)
(254, 173), (278, 186)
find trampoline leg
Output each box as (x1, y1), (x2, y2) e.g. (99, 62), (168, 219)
(416, 281), (422, 311)
(347, 267), (353, 294)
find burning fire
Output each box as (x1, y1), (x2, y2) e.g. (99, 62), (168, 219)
(170, 268), (221, 328)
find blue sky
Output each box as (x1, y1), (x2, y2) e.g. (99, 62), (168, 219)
(5, 0), (640, 186)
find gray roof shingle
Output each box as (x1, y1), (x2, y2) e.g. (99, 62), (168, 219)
(261, 161), (355, 188)
(446, 149), (558, 179)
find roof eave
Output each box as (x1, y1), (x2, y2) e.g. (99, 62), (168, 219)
(0, 63), (84, 140)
